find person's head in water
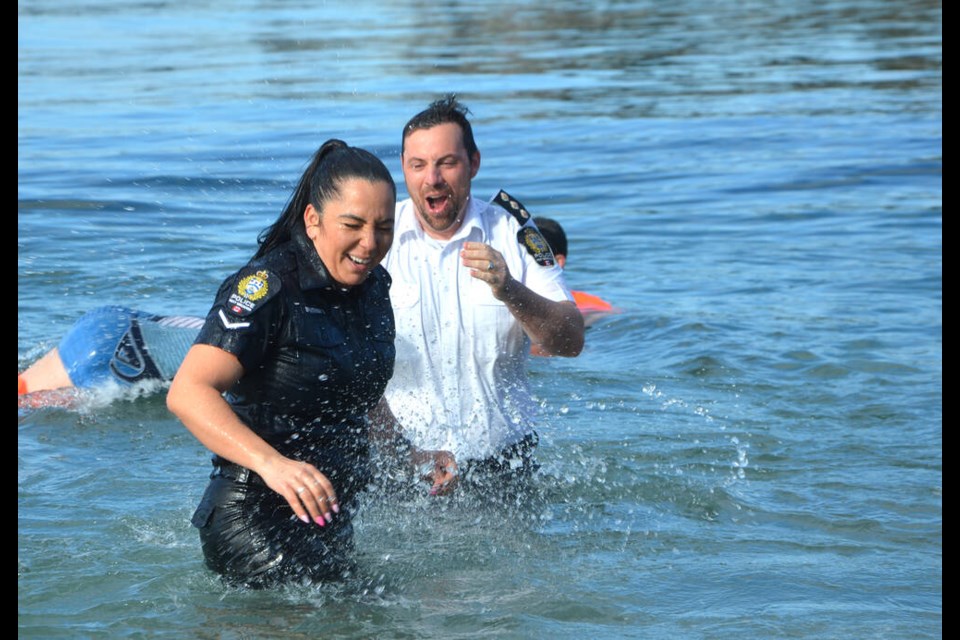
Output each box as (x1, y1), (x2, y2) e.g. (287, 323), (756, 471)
(257, 139), (396, 287)
(534, 217), (569, 269)
(400, 95), (481, 240)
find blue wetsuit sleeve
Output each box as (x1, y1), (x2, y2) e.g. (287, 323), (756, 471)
(57, 306), (145, 387)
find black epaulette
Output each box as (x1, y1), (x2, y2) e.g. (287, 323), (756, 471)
(490, 189), (556, 267)
(491, 189), (533, 227)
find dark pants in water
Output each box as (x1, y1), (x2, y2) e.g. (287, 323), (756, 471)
(373, 432), (540, 507)
(191, 464), (355, 589)
(456, 433), (541, 508)
(460, 432), (539, 481)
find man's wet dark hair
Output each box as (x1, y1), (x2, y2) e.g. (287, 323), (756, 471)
(534, 217), (568, 257)
(401, 94), (479, 158)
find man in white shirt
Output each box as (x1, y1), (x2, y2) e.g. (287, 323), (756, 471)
(381, 96), (584, 482)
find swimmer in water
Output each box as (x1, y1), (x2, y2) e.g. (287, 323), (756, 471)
(533, 216), (618, 332)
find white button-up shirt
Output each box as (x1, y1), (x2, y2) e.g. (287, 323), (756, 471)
(382, 192), (573, 461)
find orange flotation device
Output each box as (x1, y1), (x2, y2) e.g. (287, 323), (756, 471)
(572, 290), (614, 314)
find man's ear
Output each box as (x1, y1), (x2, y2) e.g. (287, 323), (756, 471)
(469, 151), (481, 179)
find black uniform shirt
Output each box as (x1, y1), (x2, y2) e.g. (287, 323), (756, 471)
(195, 228), (395, 497)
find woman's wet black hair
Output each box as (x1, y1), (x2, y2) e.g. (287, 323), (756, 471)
(401, 94), (478, 158)
(254, 139), (396, 259)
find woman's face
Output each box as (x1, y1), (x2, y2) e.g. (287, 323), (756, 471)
(304, 178), (395, 287)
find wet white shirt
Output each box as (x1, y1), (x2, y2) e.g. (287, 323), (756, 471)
(382, 192), (572, 461)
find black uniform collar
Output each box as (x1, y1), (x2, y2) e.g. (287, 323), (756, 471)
(292, 226), (360, 294)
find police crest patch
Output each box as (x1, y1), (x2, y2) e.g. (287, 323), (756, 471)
(226, 269), (280, 316)
(517, 227), (556, 267)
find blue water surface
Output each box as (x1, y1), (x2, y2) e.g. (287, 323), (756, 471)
(19, 1), (941, 638)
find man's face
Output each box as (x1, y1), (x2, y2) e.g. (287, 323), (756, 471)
(401, 122), (480, 240)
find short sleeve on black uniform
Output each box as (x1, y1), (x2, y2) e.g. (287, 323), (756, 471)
(195, 266), (283, 373)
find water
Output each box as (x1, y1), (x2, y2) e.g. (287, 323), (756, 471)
(18, 0), (941, 637)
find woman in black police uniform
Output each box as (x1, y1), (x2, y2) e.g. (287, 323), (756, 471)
(167, 139), (455, 588)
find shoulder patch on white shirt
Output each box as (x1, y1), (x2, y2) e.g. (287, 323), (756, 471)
(517, 226), (556, 267)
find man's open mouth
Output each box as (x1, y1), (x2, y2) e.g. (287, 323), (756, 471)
(426, 194), (449, 211)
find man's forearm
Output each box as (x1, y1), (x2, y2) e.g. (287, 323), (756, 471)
(498, 277), (585, 357)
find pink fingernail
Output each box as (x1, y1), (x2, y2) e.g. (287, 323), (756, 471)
(332, 504), (340, 514)
(324, 512), (333, 523)
(299, 514), (310, 523)
(314, 516), (325, 527)
(430, 488), (438, 496)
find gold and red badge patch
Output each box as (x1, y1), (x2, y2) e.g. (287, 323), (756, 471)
(517, 227), (556, 267)
(226, 269), (279, 316)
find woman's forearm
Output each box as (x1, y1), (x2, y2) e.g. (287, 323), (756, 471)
(168, 344), (339, 524)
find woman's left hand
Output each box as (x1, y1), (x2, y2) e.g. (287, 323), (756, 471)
(414, 449), (459, 496)
(367, 397), (458, 495)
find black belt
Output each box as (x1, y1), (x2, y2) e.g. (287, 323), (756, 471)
(211, 461), (266, 487)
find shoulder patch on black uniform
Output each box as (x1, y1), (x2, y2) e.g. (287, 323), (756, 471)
(224, 268), (281, 318)
(491, 189), (531, 225)
(517, 226), (556, 267)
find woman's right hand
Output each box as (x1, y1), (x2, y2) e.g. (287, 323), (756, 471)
(257, 455), (340, 526)
(169, 344), (340, 527)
